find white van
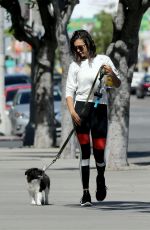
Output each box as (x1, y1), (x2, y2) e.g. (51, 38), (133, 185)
(131, 72), (145, 94)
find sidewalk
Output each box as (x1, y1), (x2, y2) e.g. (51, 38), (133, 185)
(0, 148), (150, 230)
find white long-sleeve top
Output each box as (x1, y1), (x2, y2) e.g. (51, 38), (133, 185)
(66, 54), (119, 104)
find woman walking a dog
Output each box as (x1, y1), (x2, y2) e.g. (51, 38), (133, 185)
(66, 30), (121, 206)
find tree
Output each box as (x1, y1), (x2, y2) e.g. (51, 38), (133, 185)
(0, 0), (78, 148)
(105, 0), (150, 169)
(91, 11), (113, 54)
(0, 8), (6, 135)
(55, 0), (79, 158)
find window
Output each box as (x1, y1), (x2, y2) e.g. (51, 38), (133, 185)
(6, 90), (18, 102)
(20, 92), (31, 104)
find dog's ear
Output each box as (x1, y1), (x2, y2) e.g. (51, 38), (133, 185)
(25, 169), (31, 175)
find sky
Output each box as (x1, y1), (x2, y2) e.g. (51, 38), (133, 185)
(71, 0), (119, 18)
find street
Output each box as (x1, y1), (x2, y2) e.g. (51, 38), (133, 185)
(128, 96), (150, 165)
(0, 95), (150, 230)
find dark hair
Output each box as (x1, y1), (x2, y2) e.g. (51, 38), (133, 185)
(70, 30), (96, 63)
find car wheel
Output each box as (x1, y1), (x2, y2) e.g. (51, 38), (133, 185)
(136, 89), (145, 99)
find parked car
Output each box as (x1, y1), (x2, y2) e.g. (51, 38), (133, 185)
(9, 89), (31, 136)
(54, 88), (62, 136)
(136, 74), (150, 98)
(5, 72), (61, 88)
(5, 73), (31, 86)
(9, 87), (61, 137)
(131, 72), (145, 94)
(53, 72), (62, 88)
(5, 84), (31, 110)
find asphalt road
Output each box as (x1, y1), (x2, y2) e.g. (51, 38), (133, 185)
(128, 95), (150, 165)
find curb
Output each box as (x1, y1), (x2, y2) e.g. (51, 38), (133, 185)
(0, 136), (22, 141)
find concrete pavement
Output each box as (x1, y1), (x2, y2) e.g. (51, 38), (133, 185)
(0, 95), (150, 229)
(0, 148), (150, 230)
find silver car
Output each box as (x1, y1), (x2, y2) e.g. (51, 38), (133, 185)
(9, 89), (31, 136)
(9, 87), (61, 136)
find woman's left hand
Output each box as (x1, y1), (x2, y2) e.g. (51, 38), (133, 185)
(102, 65), (121, 88)
(102, 65), (113, 75)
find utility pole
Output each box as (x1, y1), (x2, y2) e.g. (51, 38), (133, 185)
(0, 7), (6, 135)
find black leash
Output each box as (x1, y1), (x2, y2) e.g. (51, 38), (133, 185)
(44, 66), (105, 172)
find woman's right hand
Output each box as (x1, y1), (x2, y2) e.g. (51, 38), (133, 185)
(66, 96), (81, 126)
(70, 110), (81, 126)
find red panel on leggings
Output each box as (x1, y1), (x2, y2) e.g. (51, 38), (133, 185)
(77, 134), (90, 145)
(93, 138), (106, 150)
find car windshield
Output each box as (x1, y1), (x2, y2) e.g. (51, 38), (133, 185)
(144, 75), (150, 83)
(20, 92), (31, 104)
(5, 75), (31, 86)
(6, 90), (18, 102)
(13, 88), (61, 104)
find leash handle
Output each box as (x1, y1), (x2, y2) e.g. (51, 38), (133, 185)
(44, 66), (103, 171)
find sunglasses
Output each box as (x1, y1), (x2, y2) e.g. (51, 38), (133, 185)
(74, 44), (86, 52)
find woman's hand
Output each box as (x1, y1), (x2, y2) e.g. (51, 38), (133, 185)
(66, 96), (81, 126)
(102, 65), (113, 75)
(102, 65), (121, 88)
(70, 110), (81, 126)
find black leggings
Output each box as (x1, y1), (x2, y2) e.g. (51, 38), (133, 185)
(75, 101), (108, 190)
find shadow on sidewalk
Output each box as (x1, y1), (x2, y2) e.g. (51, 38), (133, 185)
(65, 201), (150, 213)
(128, 151), (150, 166)
(92, 201), (150, 213)
(128, 151), (150, 158)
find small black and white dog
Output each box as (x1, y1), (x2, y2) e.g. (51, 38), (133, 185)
(25, 168), (50, 205)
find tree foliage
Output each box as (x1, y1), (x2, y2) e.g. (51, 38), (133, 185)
(91, 11), (113, 54)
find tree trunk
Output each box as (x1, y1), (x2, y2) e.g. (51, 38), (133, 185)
(33, 42), (56, 148)
(23, 50), (36, 146)
(56, 29), (76, 158)
(105, 44), (131, 168)
(55, 0), (78, 158)
(23, 43), (56, 148)
(0, 8), (6, 135)
(105, 0), (150, 169)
